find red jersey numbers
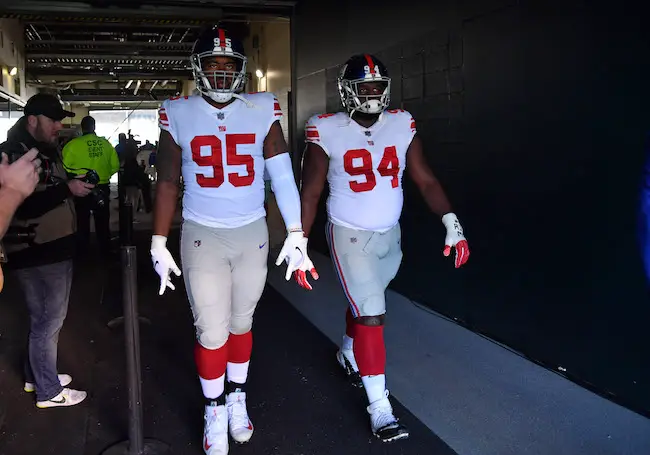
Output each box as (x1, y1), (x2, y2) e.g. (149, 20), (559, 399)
(191, 133), (256, 188)
(343, 146), (400, 192)
(377, 146), (399, 188)
(344, 149), (376, 192)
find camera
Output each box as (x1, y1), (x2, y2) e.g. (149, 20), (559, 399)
(3, 225), (37, 245)
(81, 169), (107, 208)
(5, 148), (53, 184)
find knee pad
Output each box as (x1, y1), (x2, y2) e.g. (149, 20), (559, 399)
(229, 315), (254, 337)
(357, 294), (386, 318)
(197, 328), (229, 351)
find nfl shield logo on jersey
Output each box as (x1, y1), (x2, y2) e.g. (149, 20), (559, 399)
(217, 112), (225, 120)
(194, 240), (201, 248)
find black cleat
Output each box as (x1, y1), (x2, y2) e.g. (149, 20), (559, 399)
(374, 421), (410, 443)
(368, 390), (409, 442)
(336, 349), (363, 388)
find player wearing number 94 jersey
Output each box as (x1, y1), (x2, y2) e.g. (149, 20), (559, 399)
(299, 54), (470, 443)
(151, 26), (317, 455)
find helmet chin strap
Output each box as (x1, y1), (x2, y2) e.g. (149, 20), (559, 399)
(206, 91), (256, 108)
(233, 93), (257, 108)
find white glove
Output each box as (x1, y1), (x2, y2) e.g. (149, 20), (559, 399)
(151, 235), (182, 295)
(275, 230), (313, 281)
(441, 213), (470, 268)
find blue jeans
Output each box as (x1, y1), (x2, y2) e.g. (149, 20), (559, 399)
(14, 260), (73, 402)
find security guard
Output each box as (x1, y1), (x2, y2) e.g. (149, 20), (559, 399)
(63, 115), (119, 257)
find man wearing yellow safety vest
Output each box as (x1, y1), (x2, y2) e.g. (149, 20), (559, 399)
(63, 116), (119, 258)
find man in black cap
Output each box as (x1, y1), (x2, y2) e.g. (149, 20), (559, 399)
(0, 93), (92, 409)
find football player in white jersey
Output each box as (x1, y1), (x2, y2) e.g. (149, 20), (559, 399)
(298, 54), (470, 442)
(151, 27), (317, 455)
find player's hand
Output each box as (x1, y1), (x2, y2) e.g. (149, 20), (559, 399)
(275, 230), (317, 284)
(0, 149), (41, 199)
(441, 213), (470, 268)
(151, 235), (181, 295)
(293, 248), (319, 291)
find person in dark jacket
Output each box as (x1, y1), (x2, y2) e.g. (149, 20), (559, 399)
(0, 93), (93, 409)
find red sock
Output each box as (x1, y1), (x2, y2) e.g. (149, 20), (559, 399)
(228, 331), (253, 364)
(194, 342), (228, 399)
(353, 324), (386, 377)
(194, 342), (228, 380)
(345, 307), (356, 339)
(227, 331), (253, 385)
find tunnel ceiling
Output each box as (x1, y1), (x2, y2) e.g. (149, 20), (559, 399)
(0, 0), (293, 105)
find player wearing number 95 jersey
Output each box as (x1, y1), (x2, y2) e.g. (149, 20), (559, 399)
(151, 26), (317, 455)
(299, 54), (470, 443)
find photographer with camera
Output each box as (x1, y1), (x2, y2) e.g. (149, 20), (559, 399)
(63, 115), (119, 258)
(0, 93), (91, 409)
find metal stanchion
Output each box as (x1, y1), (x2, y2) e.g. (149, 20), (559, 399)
(101, 246), (169, 455)
(120, 200), (133, 247)
(109, 201), (150, 329)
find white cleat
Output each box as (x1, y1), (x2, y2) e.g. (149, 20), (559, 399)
(226, 392), (254, 444)
(203, 403), (229, 455)
(367, 390), (409, 443)
(25, 374), (72, 393)
(36, 388), (87, 409)
(336, 349), (363, 388)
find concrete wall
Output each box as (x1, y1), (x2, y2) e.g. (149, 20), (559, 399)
(243, 20), (292, 247)
(293, 0), (650, 415)
(69, 105), (90, 125)
(245, 20), (291, 140)
(0, 18), (31, 105)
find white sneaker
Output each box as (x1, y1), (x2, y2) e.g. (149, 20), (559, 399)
(226, 392), (253, 444)
(36, 388), (87, 409)
(24, 374), (72, 393)
(203, 403), (228, 455)
(336, 349), (362, 387)
(367, 390), (409, 443)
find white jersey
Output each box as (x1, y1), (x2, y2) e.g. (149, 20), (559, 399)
(159, 92), (283, 228)
(305, 110), (416, 232)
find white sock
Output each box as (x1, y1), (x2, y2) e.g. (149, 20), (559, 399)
(342, 335), (354, 351)
(200, 374), (225, 400)
(226, 361), (250, 385)
(362, 374), (386, 404)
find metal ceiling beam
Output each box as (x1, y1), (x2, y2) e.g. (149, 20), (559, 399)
(0, 1), (224, 20)
(26, 40), (194, 49)
(61, 88), (177, 95)
(151, 0), (295, 6)
(29, 53), (188, 60)
(27, 70), (191, 80)
(59, 93), (176, 102)
(61, 95), (155, 102)
(19, 19), (207, 28)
